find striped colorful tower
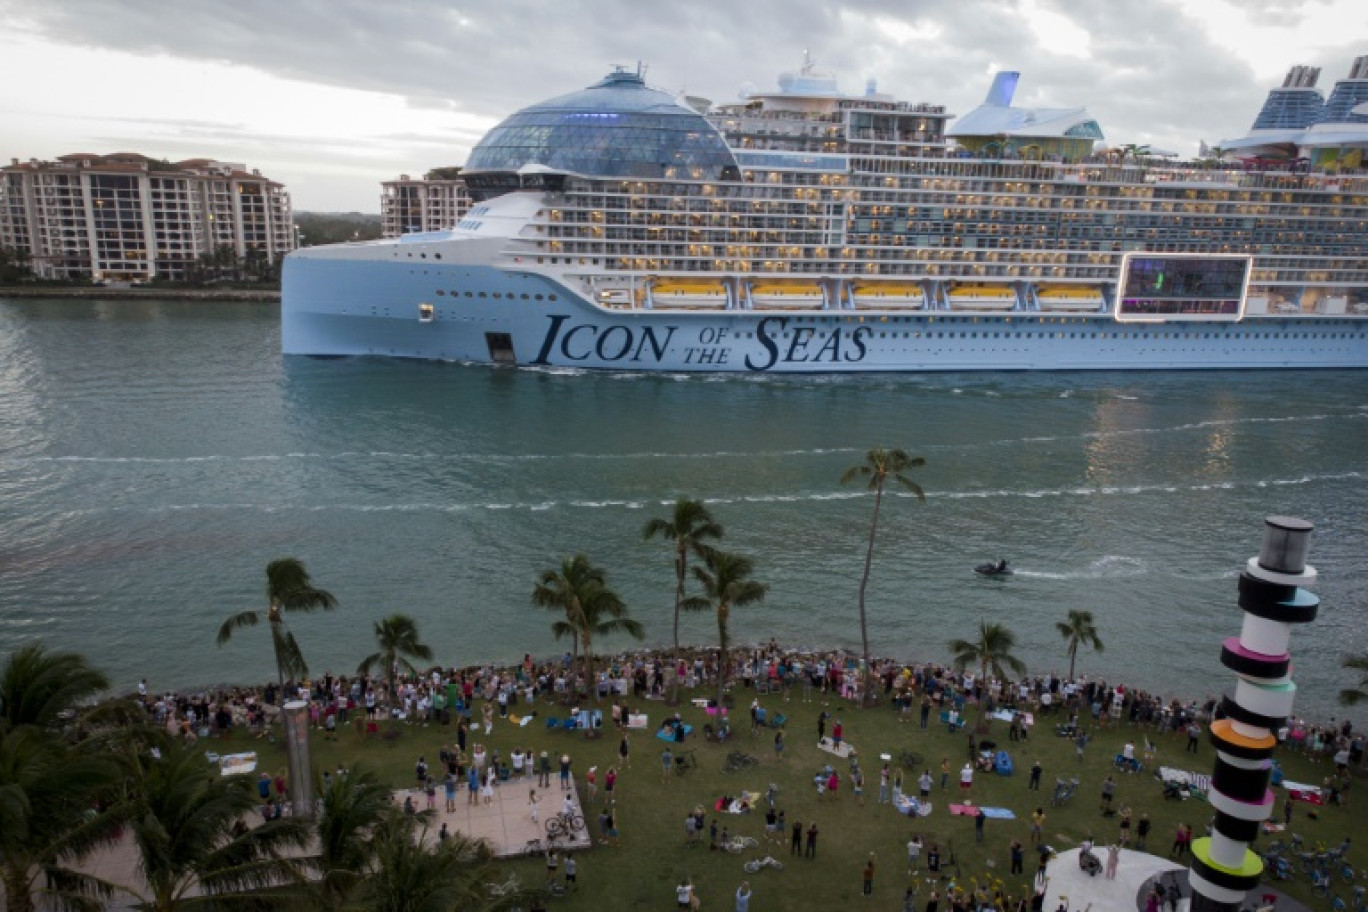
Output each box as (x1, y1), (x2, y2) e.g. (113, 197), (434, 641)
(1188, 516), (1318, 912)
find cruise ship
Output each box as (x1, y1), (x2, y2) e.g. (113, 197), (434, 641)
(283, 56), (1368, 372)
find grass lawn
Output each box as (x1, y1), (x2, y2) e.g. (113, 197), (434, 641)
(223, 682), (1361, 910)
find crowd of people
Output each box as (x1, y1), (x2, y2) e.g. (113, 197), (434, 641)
(123, 640), (1362, 909)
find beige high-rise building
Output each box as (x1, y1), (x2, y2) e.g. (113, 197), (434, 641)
(0, 153), (294, 281)
(380, 168), (471, 238)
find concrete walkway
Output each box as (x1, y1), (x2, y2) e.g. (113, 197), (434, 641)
(1043, 848), (1309, 912)
(393, 773), (592, 858)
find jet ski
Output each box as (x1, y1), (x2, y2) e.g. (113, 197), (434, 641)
(974, 560), (1013, 577)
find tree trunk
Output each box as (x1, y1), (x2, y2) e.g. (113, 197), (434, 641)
(856, 484), (884, 708)
(669, 545), (685, 706)
(716, 605), (730, 713)
(271, 615), (287, 709)
(3, 867), (34, 912)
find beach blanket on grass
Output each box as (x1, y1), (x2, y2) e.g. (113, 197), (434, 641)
(1282, 780), (1324, 805)
(1158, 766), (1211, 792)
(981, 807), (1016, 819)
(656, 724), (693, 742)
(715, 791), (760, 814)
(508, 713), (535, 727)
(895, 796), (933, 817)
(990, 710), (1035, 726)
(950, 804), (981, 816)
(626, 714), (649, 729)
(816, 737), (855, 758)
(218, 752), (258, 776)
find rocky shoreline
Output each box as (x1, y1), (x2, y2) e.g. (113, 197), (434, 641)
(0, 285), (279, 302)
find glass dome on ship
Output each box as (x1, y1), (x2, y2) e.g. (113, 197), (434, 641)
(463, 67), (740, 188)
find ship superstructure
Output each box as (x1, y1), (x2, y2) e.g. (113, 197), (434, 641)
(283, 59), (1368, 371)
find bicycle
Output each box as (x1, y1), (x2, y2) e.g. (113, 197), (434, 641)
(743, 855), (785, 873)
(723, 750), (759, 773)
(486, 873), (521, 898)
(546, 811), (585, 840)
(721, 835), (759, 853)
(674, 749), (697, 777)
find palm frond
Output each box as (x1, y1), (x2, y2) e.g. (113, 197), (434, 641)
(216, 610), (259, 646)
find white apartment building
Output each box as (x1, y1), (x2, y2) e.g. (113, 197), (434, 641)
(380, 170), (471, 238)
(0, 153), (294, 281)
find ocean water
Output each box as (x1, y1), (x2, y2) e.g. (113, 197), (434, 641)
(0, 297), (1364, 716)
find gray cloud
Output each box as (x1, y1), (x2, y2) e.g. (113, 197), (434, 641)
(8, 0), (1363, 209)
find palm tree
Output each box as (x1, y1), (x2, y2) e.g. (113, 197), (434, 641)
(684, 549), (769, 709)
(1339, 654), (1368, 707)
(304, 766), (396, 912)
(533, 555), (645, 703)
(217, 557), (338, 704)
(948, 620), (1028, 728)
(0, 643), (111, 733)
(360, 812), (536, 912)
(841, 448), (925, 707)
(357, 614), (434, 704)
(1055, 609), (1105, 681)
(114, 738), (311, 912)
(643, 497), (723, 703)
(0, 645), (122, 912)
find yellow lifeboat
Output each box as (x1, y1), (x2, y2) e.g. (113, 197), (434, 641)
(748, 281), (826, 310)
(947, 284), (1017, 311)
(851, 281), (927, 310)
(1036, 286), (1104, 312)
(650, 280), (730, 309)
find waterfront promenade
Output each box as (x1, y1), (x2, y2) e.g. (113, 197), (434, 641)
(88, 645), (1358, 911)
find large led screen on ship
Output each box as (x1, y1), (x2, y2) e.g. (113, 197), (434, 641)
(1114, 253), (1252, 322)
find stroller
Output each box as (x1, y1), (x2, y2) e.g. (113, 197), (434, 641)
(1078, 845), (1102, 877)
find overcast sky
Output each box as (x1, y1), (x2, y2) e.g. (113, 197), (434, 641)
(2, 0), (1363, 212)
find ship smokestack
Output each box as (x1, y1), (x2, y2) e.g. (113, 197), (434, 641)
(983, 71), (1020, 106)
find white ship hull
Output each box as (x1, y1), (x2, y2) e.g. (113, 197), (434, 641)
(283, 252), (1368, 372)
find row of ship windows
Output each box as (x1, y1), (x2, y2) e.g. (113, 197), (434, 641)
(433, 289), (559, 301)
(796, 330), (1361, 341)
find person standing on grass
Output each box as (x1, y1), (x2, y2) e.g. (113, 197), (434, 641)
(879, 763), (890, 804)
(774, 728), (785, 763)
(920, 769), (932, 799)
(1010, 839), (1024, 875)
(960, 762), (973, 794)
(564, 854), (578, 891)
(736, 880), (752, 912)
(862, 853), (876, 898)
(620, 733), (631, 769)
(907, 834), (923, 872)
(1030, 807), (1045, 845)
(676, 879), (694, 911)
(661, 746), (674, 783)
(805, 822), (819, 858)
(791, 819), (803, 855)
(1136, 812), (1151, 850)
(1171, 822), (1191, 858)
(833, 718), (844, 750)
(974, 806), (985, 842)
(940, 757), (951, 790)
(1029, 760), (1042, 791)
